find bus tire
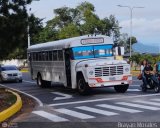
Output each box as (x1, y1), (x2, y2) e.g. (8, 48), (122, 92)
(114, 84), (129, 93)
(37, 74), (45, 88)
(44, 81), (52, 87)
(77, 75), (89, 95)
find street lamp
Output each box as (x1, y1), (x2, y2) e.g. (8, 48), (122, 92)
(27, 0), (40, 48)
(117, 5), (144, 57)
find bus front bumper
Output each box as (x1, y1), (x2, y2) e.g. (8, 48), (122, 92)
(88, 75), (132, 88)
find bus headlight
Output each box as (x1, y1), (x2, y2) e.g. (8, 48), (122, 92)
(89, 70), (94, 75)
(124, 67), (129, 73)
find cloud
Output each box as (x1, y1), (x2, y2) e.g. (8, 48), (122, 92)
(120, 18), (160, 44)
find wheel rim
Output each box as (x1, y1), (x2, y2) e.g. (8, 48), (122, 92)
(38, 76), (42, 86)
(154, 86), (159, 92)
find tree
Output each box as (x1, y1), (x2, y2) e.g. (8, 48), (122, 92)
(34, 2), (121, 44)
(129, 53), (141, 70)
(118, 35), (137, 53)
(0, 0), (42, 60)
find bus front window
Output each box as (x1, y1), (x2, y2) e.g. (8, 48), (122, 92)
(72, 46), (94, 59)
(94, 44), (113, 57)
(72, 44), (113, 60)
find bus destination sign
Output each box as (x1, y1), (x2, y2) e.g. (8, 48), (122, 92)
(81, 37), (104, 45)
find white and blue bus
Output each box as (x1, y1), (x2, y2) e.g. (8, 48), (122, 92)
(27, 35), (132, 94)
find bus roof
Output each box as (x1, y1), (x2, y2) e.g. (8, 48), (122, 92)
(27, 35), (113, 52)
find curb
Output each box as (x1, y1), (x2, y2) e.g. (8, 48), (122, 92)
(0, 89), (22, 123)
(20, 70), (28, 73)
(0, 84), (43, 107)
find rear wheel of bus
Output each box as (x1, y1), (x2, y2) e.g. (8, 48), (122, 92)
(37, 74), (45, 88)
(77, 74), (89, 95)
(114, 84), (129, 93)
(37, 73), (51, 88)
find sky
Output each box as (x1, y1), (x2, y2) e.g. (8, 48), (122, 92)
(29, 0), (160, 45)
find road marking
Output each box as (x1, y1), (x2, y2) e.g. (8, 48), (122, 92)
(51, 92), (73, 100)
(132, 80), (141, 82)
(32, 111), (68, 122)
(23, 80), (36, 84)
(116, 102), (160, 110)
(0, 83), (43, 107)
(48, 93), (160, 107)
(130, 84), (141, 87)
(127, 89), (141, 92)
(151, 99), (160, 102)
(134, 100), (160, 106)
(54, 108), (95, 119)
(97, 104), (142, 113)
(76, 106), (119, 116)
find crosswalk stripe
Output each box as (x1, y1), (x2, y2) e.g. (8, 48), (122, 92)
(133, 100), (160, 106)
(127, 89), (141, 92)
(97, 104), (142, 113)
(76, 106), (119, 116)
(116, 102), (160, 110)
(32, 111), (69, 122)
(54, 108), (95, 119)
(151, 99), (160, 102)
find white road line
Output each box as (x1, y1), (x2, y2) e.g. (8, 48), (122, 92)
(151, 99), (160, 102)
(130, 84), (141, 87)
(116, 102), (160, 110)
(52, 92), (73, 100)
(76, 106), (119, 116)
(0, 83), (43, 107)
(23, 80), (36, 84)
(134, 100), (160, 106)
(48, 93), (160, 107)
(97, 104), (142, 113)
(127, 89), (141, 92)
(54, 108), (95, 119)
(32, 111), (69, 122)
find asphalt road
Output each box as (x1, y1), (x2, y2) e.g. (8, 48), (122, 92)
(1, 73), (160, 128)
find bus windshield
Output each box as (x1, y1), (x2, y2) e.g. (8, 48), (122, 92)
(72, 44), (113, 60)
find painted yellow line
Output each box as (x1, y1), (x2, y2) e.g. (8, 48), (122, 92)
(20, 70), (28, 73)
(0, 89), (22, 123)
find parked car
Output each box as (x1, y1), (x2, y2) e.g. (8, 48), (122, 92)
(0, 65), (22, 83)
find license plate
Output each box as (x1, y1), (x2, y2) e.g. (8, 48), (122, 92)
(109, 77), (115, 81)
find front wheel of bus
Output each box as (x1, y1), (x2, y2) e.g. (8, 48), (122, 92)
(114, 84), (129, 93)
(77, 76), (89, 95)
(37, 74), (45, 88)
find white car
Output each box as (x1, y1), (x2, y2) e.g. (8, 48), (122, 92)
(0, 65), (22, 83)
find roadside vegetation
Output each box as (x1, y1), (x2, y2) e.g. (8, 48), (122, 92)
(130, 54), (160, 71)
(0, 88), (17, 112)
(0, 0), (136, 60)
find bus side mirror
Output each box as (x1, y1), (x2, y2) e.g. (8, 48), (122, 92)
(115, 46), (124, 56)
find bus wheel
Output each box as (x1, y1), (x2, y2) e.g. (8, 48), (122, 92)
(45, 81), (52, 87)
(77, 76), (89, 95)
(37, 74), (45, 88)
(114, 84), (129, 93)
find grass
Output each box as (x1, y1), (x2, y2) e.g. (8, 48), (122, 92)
(0, 88), (17, 112)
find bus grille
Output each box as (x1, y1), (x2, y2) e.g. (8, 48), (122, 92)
(95, 66), (123, 77)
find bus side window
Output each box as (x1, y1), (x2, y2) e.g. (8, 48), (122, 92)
(39, 52), (42, 61)
(58, 50), (63, 61)
(36, 52), (38, 61)
(53, 51), (57, 61)
(49, 51), (52, 61)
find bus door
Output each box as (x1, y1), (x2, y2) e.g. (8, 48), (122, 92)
(64, 49), (72, 87)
